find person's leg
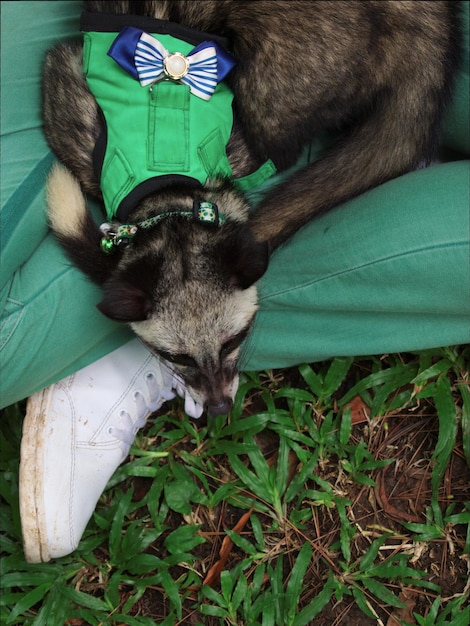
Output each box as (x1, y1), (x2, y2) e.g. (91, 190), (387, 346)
(0, 224), (135, 408)
(0, 1), (133, 408)
(1, 1), (82, 277)
(240, 160), (470, 371)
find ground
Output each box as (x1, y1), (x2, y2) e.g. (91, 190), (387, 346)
(1, 349), (469, 625)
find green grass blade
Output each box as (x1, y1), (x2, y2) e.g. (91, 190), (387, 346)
(125, 554), (163, 575)
(340, 362), (419, 410)
(412, 359), (452, 385)
(31, 579), (71, 626)
(459, 381), (470, 465)
(417, 595), (441, 624)
(260, 600), (275, 626)
(358, 533), (391, 572)
(221, 413), (272, 437)
(370, 363), (419, 416)
(431, 374), (457, 503)
(6, 583), (51, 625)
(285, 450), (319, 504)
(298, 363), (324, 397)
(164, 478), (196, 515)
(246, 446), (271, 486)
(164, 525), (205, 555)
(267, 557), (285, 623)
(228, 452), (269, 503)
(285, 541), (313, 624)
(351, 585), (377, 619)
(1, 570), (61, 588)
(109, 487), (133, 564)
(225, 529), (259, 557)
(275, 388), (316, 403)
(323, 357), (353, 398)
(339, 407), (352, 446)
(231, 573), (248, 613)
(160, 568), (183, 620)
(201, 584), (226, 608)
(452, 608), (470, 626)
(60, 586), (109, 611)
(274, 434), (290, 501)
(337, 501), (353, 563)
(361, 577), (405, 608)
(293, 577), (335, 626)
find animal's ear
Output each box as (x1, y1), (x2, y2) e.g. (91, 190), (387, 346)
(220, 223), (269, 289)
(97, 279), (152, 322)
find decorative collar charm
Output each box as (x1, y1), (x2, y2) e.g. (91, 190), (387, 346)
(100, 201), (226, 254)
(108, 26), (236, 100)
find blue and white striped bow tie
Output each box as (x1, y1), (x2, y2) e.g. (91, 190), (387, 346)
(108, 26), (236, 100)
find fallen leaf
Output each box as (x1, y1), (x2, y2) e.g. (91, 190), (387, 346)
(375, 463), (422, 524)
(347, 395), (370, 424)
(386, 588), (417, 625)
(202, 507), (253, 588)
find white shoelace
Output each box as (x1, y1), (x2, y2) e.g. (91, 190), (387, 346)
(136, 339), (205, 419)
(109, 372), (173, 452)
(109, 363), (205, 455)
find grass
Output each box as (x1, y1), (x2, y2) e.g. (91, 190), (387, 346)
(0, 346), (469, 625)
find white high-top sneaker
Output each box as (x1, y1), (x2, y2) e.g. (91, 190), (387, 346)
(19, 338), (202, 563)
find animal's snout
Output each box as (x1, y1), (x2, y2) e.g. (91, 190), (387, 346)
(206, 397), (233, 417)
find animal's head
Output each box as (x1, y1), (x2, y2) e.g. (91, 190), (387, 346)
(46, 164), (268, 416)
(98, 217), (268, 416)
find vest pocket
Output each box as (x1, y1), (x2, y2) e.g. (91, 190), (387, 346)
(101, 149), (135, 218)
(197, 129), (227, 178)
(148, 82), (190, 172)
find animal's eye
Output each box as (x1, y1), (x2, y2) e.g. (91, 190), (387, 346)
(158, 350), (197, 368)
(220, 327), (250, 358)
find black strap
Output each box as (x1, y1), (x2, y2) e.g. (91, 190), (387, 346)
(116, 176), (202, 222)
(80, 11), (231, 50)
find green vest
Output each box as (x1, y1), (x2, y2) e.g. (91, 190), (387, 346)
(82, 28), (276, 221)
(83, 30), (236, 220)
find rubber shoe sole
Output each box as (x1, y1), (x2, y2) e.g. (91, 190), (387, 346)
(20, 392), (55, 563)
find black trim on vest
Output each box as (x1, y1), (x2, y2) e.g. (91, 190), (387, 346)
(116, 175), (202, 222)
(80, 12), (231, 50)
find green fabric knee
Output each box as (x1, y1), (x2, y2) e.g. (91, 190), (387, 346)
(240, 161), (470, 370)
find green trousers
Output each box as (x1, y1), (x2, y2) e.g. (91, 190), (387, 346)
(1, 1), (469, 409)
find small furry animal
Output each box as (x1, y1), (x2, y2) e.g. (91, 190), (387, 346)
(43, 0), (461, 416)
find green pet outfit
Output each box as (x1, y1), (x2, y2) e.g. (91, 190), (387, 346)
(82, 20), (235, 220)
(82, 16), (274, 224)
(1, 0), (469, 408)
